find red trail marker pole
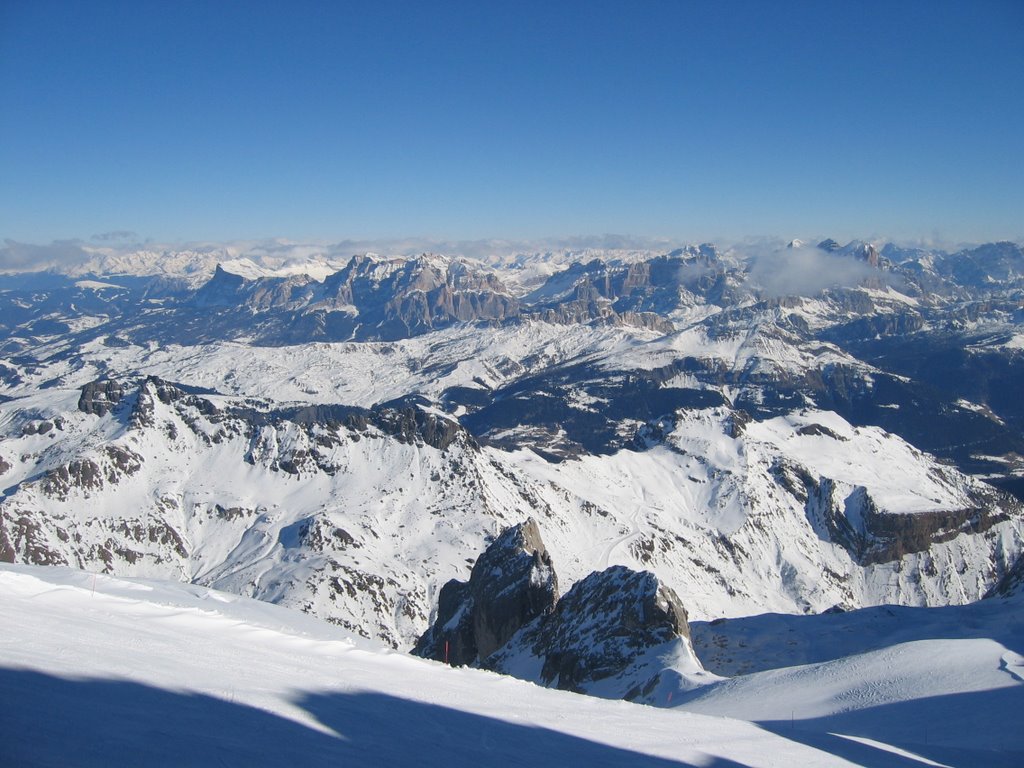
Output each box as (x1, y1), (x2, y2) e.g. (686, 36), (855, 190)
(444, 640), (449, 665)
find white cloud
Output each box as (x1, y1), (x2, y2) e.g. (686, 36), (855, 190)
(741, 241), (893, 298)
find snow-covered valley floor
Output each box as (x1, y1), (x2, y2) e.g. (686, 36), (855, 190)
(2, 564), (1021, 767)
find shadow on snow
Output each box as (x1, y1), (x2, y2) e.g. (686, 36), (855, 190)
(758, 685), (1024, 768)
(0, 667), (741, 768)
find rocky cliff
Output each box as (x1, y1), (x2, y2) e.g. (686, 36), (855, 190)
(412, 518), (557, 665)
(415, 521), (712, 705)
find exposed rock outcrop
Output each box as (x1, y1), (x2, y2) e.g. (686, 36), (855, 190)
(985, 550), (1024, 598)
(414, 521), (707, 704)
(791, 463), (1019, 565)
(39, 445), (144, 501)
(411, 518), (558, 665)
(78, 380), (124, 417)
(484, 565), (696, 698)
(131, 376), (186, 429)
(187, 255), (520, 343)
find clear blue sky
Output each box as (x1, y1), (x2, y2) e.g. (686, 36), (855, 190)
(2, 0), (1022, 245)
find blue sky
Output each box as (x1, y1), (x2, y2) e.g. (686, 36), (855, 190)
(1, 0), (1022, 245)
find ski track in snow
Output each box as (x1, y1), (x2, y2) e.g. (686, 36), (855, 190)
(600, 502), (645, 569)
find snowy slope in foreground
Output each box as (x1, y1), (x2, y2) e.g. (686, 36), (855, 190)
(678, 635), (1024, 766)
(678, 594), (1024, 766)
(0, 565), (956, 768)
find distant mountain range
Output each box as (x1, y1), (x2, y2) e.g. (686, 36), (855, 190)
(1, 237), (1022, 655)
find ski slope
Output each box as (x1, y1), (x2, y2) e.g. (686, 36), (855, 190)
(0, 563), (989, 768)
(678, 637), (1023, 766)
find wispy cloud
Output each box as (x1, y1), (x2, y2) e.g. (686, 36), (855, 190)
(741, 242), (891, 298)
(90, 231), (139, 243)
(0, 239), (93, 272)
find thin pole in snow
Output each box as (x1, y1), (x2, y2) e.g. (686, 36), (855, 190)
(91, 574), (96, 597)
(444, 640), (449, 665)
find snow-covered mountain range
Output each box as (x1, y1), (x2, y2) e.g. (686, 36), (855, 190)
(2, 236), (1024, 763)
(2, 239), (1024, 618)
(2, 239), (1024, 641)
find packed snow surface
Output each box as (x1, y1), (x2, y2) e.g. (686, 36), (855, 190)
(0, 564), (897, 768)
(3, 564), (1021, 766)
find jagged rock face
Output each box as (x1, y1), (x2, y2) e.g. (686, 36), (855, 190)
(985, 551), (1024, 598)
(320, 255), (519, 339)
(40, 446), (144, 501)
(370, 406), (470, 451)
(523, 248), (738, 321)
(790, 463), (1018, 565)
(470, 519), (558, 659)
(186, 253), (697, 343)
(414, 520), (702, 704)
(485, 566), (692, 694)
(412, 518), (558, 665)
(192, 264), (251, 307)
(187, 255), (520, 342)
(855, 244), (880, 268)
(939, 241), (1024, 286)
(414, 578), (478, 665)
(810, 239), (881, 277)
(78, 380), (123, 416)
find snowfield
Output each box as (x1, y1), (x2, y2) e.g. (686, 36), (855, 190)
(4, 564), (1020, 767)
(4, 565), (1019, 768)
(3, 321), (654, 409)
(0, 565), (852, 767)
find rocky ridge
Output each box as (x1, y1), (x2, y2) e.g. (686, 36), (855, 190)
(414, 520), (710, 704)
(412, 518), (557, 666)
(2, 238), (1024, 652)
(1, 366), (1021, 649)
